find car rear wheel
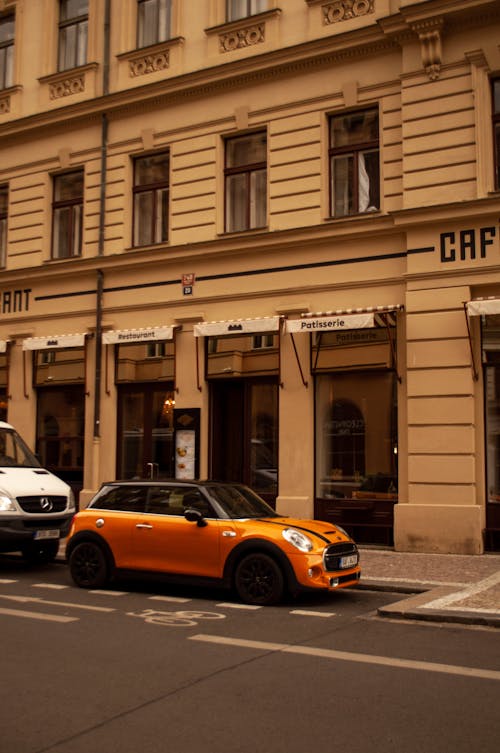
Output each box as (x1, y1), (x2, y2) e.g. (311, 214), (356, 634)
(69, 541), (109, 589)
(21, 541), (59, 564)
(234, 552), (284, 606)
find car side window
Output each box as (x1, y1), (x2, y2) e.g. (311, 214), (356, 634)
(92, 486), (148, 513)
(146, 487), (215, 518)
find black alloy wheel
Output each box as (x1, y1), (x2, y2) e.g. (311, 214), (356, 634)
(234, 552), (285, 606)
(69, 541), (109, 588)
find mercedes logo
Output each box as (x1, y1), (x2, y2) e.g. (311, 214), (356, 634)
(40, 497), (53, 512)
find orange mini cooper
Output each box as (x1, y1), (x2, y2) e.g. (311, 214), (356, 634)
(66, 481), (361, 605)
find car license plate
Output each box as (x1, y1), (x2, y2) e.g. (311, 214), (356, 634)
(340, 554), (358, 569)
(34, 530), (60, 541)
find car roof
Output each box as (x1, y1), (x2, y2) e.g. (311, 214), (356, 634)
(99, 479), (243, 488)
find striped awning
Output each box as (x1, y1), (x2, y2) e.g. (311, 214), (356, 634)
(103, 326), (174, 345)
(466, 298), (500, 316)
(286, 304), (403, 334)
(22, 333), (87, 351)
(194, 316), (280, 338)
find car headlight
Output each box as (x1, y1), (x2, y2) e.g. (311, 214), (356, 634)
(0, 495), (17, 512)
(282, 528), (313, 552)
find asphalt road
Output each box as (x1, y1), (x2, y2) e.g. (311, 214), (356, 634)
(1, 555), (500, 753)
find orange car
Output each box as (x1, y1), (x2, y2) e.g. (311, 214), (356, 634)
(66, 481), (360, 605)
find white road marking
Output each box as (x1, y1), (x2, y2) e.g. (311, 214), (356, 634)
(0, 594), (115, 613)
(0, 607), (77, 623)
(33, 583), (68, 590)
(290, 610), (336, 618)
(216, 602), (262, 610)
(0, 579), (16, 584)
(189, 635), (500, 682)
(365, 576), (467, 588)
(89, 590), (128, 596)
(149, 595), (191, 604)
(423, 571), (500, 611)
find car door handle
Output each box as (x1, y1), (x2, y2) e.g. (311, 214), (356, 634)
(136, 523), (153, 529)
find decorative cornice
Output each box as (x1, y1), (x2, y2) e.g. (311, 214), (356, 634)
(38, 63), (98, 100)
(117, 38), (184, 78)
(0, 95), (10, 114)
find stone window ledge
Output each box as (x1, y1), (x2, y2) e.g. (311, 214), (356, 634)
(38, 63), (99, 101)
(205, 9), (281, 54)
(0, 85), (22, 116)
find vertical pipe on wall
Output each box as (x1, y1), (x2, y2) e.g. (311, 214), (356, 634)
(93, 0), (111, 440)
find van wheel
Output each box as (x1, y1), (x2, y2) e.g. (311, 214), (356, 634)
(69, 541), (109, 588)
(21, 541), (59, 564)
(234, 553), (284, 606)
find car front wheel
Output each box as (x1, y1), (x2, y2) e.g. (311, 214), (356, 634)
(69, 541), (109, 589)
(234, 552), (285, 606)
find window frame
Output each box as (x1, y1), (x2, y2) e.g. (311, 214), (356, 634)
(226, 0), (268, 22)
(51, 169), (84, 260)
(493, 78), (500, 191)
(58, 0), (88, 72)
(224, 130), (267, 233)
(0, 184), (7, 268)
(132, 151), (170, 248)
(137, 0), (172, 49)
(0, 13), (15, 90)
(328, 107), (380, 219)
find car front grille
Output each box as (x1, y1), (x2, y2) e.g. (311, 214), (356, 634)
(323, 542), (359, 572)
(17, 496), (68, 514)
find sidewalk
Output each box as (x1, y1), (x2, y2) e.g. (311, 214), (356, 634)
(358, 547), (500, 628)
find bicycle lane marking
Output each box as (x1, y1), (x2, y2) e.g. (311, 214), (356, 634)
(126, 608), (227, 627)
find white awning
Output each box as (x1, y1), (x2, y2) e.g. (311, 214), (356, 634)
(194, 316), (280, 338)
(0, 341), (9, 354)
(22, 333), (87, 351)
(466, 298), (500, 316)
(103, 326), (174, 345)
(286, 304), (403, 334)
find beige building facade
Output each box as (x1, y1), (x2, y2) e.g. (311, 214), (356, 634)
(1, 0), (500, 554)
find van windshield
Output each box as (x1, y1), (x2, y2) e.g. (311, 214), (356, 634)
(0, 428), (41, 468)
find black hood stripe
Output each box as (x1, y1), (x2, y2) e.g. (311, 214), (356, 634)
(258, 519), (331, 545)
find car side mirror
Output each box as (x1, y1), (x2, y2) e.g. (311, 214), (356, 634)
(184, 508), (207, 527)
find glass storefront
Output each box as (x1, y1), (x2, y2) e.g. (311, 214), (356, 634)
(483, 314), (500, 549)
(207, 332), (279, 503)
(0, 353), (7, 421)
(313, 321), (398, 544)
(115, 340), (175, 479)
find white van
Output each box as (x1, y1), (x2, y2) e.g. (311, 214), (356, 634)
(0, 421), (75, 563)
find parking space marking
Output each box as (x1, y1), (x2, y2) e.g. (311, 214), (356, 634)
(190, 635), (500, 682)
(0, 593), (115, 613)
(89, 589), (129, 596)
(149, 595), (191, 604)
(216, 602), (262, 610)
(290, 610), (336, 618)
(0, 607), (78, 623)
(33, 583), (68, 590)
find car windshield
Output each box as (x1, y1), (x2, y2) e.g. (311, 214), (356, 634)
(0, 427), (41, 468)
(207, 484), (280, 519)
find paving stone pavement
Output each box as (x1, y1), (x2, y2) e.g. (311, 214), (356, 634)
(359, 547), (500, 628)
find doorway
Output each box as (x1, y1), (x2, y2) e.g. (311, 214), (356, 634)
(117, 385), (175, 479)
(210, 378), (278, 505)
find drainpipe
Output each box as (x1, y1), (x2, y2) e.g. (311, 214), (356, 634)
(93, 0), (111, 444)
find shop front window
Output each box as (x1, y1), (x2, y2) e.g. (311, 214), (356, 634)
(0, 353), (7, 421)
(484, 315), (500, 508)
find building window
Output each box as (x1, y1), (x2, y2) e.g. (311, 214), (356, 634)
(0, 14), (14, 89)
(225, 131), (267, 233)
(58, 0), (88, 72)
(137, 0), (171, 48)
(52, 170), (84, 259)
(252, 334), (274, 349)
(494, 79), (500, 190)
(0, 185), (7, 268)
(329, 108), (380, 218)
(133, 152), (169, 247)
(226, 0), (268, 22)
